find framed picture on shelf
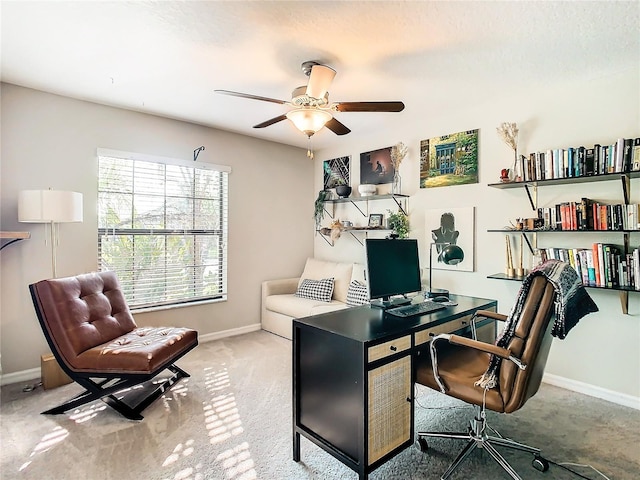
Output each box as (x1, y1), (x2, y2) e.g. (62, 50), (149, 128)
(368, 214), (383, 228)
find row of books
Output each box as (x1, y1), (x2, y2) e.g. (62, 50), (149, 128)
(518, 137), (640, 182)
(541, 244), (640, 290)
(535, 199), (640, 231)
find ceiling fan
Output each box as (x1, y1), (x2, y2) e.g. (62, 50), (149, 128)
(215, 61), (405, 138)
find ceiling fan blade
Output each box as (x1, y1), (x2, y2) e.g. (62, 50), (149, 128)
(325, 117), (351, 136)
(215, 90), (287, 105)
(253, 115), (287, 129)
(334, 101), (405, 112)
(306, 65), (336, 99)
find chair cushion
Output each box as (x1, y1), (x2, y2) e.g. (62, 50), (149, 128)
(72, 326), (198, 374)
(265, 294), (345, 318)
(416, 344), (506, 413)
(31, 271), (138, 363)
(295, 278), (334, 302)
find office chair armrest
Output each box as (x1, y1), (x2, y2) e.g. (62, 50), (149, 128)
(429, 334), (526, 393)
(472, 310), (508, 323)
(446, 334), (512, 358)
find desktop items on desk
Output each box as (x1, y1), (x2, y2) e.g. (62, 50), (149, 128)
(363, 238), (461, 317)
(427, 242), (464, 299)
(364, 238), (422, 309)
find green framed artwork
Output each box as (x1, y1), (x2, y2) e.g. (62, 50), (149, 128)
(420, 129), (479, 188)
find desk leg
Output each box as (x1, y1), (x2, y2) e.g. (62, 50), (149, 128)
(293, 430), (300, 462)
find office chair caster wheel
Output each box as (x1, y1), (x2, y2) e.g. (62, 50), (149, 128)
(415, 437), (429, 452)
(532, 456), (549, 472)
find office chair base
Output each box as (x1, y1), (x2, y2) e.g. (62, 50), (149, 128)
(416, 406), (549, 480)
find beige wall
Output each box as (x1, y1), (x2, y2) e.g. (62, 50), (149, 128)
(314, 69), (640, 401)
(0, 83), (314, 375)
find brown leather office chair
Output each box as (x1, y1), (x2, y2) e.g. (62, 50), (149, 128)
(415, 274), (568, 479)
(29, 271), (198, 420)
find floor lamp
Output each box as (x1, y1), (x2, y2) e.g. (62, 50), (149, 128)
(18, 190), (83, 278)
(427, 242), (464, 299)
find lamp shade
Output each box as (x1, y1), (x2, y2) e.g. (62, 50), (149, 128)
(19, 190), (83, 223)
(428, 242), (465, 299)
(286, 108), (332, 137)
(439, 244), (464, 265)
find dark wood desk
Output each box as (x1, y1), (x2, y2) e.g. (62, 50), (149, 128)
(292, 294), (498, 480)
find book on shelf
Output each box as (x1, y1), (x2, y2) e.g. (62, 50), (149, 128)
(632, 138), (640, 172)
(509, 136), (639, 181)
(615, 138), (625, 173)
(540, 244), (639, 290)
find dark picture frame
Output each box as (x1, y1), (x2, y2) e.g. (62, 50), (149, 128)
(360, 147), (394, 185)
(323, 156), (350, 189)
(368, 214), (383, 228)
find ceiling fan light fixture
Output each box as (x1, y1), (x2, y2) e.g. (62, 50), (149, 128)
(305, 64), (336, 99)
(286, 108), (332, 137)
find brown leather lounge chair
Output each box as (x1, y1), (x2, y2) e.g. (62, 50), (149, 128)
(29, 271), (198, 420)
(415, 263), (598, 480)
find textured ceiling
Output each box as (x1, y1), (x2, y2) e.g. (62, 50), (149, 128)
(2, 1), (638, 150)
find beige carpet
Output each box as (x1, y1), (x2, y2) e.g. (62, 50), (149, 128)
(1, 330), (639, 480)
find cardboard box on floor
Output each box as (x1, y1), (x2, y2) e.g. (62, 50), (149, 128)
(41, 354), (72, 390)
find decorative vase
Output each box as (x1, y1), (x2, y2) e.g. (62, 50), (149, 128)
(335, 185), (352, 198)
(391, 172), (401, 194)
(358, 184), (377, 196)
(509, 151), (518, 181)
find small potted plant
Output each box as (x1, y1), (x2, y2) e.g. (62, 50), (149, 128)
(386, 210), (409, 238)
(335, 179), (352, 198)
(314, 190), (331, 228)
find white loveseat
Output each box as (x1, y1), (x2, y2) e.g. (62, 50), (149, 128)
(261, 258), (364, 339)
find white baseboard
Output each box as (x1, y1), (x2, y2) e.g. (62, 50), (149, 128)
(1, 367), (41, 387)
(543, 373), (640, 410)
(0, 324), (263, 387)
(198, 323), (262, 343)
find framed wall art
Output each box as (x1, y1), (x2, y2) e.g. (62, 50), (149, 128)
(360, 147), (394, 185)
(323, 156), (350, 189)
(425, 207), (475, 272)
(420, 129), (479, 188)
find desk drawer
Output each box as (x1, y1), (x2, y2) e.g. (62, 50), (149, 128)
(414, 313), (476, 346)
(368, 335), (411, 363)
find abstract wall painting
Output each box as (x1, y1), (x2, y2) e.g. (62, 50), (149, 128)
(323, 156), (350, 189)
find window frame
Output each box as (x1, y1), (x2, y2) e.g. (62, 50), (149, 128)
(97, 148), (230, 310)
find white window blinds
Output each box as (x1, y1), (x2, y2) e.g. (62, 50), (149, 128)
(97, 150), (229, 309)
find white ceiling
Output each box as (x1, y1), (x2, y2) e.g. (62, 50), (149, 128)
(2, 1), (638, 150)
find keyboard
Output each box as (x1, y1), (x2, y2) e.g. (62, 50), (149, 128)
(387, 301), (446, 318)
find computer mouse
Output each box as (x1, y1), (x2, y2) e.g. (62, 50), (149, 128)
(431, 296), (449, 303)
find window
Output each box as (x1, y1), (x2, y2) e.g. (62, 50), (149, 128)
(97, 149), (229, 309)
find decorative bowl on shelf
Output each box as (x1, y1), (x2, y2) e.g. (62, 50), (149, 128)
(358, 184), (377, 196)
(335, 185), (352, 198)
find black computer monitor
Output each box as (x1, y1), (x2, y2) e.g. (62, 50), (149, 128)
(365, 238), (422, 308)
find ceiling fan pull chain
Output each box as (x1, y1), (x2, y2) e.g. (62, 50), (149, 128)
(307, 136), (314, 159)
